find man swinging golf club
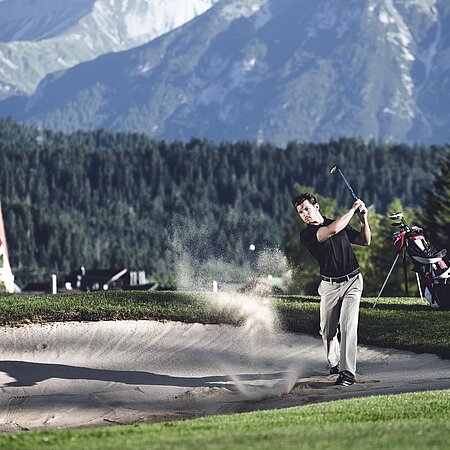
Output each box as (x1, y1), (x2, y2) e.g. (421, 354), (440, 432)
(292, 167), (371, 386)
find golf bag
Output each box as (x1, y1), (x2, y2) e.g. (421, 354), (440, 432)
(391, 212), (450, 310)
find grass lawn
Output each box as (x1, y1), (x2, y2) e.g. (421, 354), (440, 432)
(278, 295), (450, 359)
(0, 390), (448, 449)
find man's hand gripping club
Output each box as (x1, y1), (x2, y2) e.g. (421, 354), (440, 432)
(317, 198), (369, 244)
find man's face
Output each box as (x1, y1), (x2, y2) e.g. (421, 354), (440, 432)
(296, 200), (321, 224)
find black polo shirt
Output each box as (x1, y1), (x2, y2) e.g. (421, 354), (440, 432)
(300, 217), (360, 278)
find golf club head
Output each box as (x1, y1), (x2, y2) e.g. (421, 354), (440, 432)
(389, 212), (403, 220)
(391, 222), (405, 228)
(329, 164), (338, 174)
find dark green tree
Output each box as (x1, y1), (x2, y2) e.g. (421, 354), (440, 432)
(0, 118), (444, 288)
(420, 147), (450, 251)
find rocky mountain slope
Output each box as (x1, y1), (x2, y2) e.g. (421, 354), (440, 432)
(0, 0), (219, 99)
(1, 0), (449, 146)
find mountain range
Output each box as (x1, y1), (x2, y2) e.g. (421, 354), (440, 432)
(0, 0), (449, 146)
(0, 0), (219, 98)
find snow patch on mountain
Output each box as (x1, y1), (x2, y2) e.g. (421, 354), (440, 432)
(123, 0), (220, 40)
(221, 0), (266, 21)
(381, 0), (414, 58)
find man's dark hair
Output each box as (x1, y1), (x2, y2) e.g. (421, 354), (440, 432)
(292, 192), (318, 208)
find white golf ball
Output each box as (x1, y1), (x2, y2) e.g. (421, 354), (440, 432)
(249, 244), (256, 251)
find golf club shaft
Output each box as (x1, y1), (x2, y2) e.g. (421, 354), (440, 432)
(332, 165), (365, 214)
(337, 168), (358, 199)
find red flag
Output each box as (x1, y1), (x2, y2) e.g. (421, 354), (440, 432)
(0, 201), (9, 260)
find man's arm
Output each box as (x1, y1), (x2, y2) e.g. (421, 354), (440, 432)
(352, 206), (371, 246)
(316, 199), (365, 243)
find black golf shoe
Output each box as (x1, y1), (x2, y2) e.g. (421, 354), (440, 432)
(327, 363), (340, 375)
(334, 371), (355, 386)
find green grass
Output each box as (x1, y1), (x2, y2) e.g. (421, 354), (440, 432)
(0, 291), (238, 326)
(0, 390), (448, 449)
(277, 295), (450, 359)
(1, 291), (449, 358)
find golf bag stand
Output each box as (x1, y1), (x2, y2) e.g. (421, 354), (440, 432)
(373, 212), (450, 310)
(372, 248), (421, 308)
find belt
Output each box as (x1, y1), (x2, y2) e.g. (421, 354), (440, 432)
(321, 268), (360, 283)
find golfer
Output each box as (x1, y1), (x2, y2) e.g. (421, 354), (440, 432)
(292, 193), (371, 386)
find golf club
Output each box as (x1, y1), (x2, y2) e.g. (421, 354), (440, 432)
(389, 212), (403, 220)
(389, 211), (410, 230)
(329, 164), (358, 199)
(329, 164), (365, 213)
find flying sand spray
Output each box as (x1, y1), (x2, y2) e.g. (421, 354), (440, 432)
(168, 218), (302, 398)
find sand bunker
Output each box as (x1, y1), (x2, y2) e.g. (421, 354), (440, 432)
(0, 320), (449, 431)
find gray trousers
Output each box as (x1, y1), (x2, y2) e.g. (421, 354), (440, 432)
(317, 274), (363, 377)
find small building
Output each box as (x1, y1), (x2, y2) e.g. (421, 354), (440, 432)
(64, 267), (158, 291)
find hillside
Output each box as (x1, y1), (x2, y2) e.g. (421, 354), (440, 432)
(0, 118), (445, 289)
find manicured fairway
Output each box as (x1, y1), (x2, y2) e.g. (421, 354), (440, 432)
(0, 390), (448, 449)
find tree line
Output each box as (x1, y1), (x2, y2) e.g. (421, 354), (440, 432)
(0, 117), (447, 295)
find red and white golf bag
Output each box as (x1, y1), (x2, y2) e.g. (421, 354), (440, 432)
(392, 219), (450, 310)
